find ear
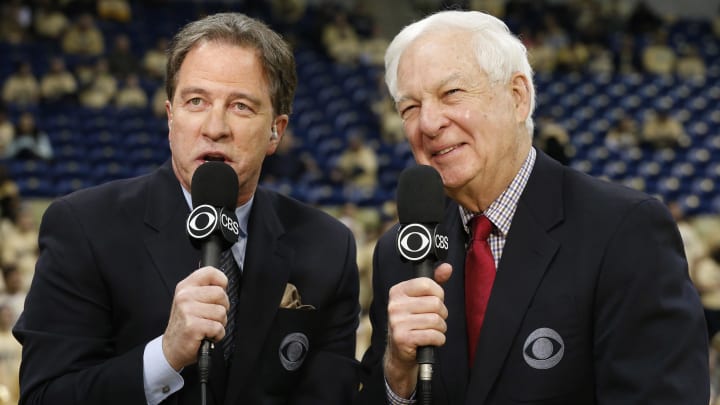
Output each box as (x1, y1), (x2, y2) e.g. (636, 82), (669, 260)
(266, 114), (289, 155)
(510, 72), (532, 125)
(165, 100), (173, 131)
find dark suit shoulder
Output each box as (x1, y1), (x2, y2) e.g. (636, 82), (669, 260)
(47, 163), (178, 220)
(51, 167), (161, 210)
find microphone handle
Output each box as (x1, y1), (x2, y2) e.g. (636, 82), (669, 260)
(415, 260), (435, 405)
(199, 234), (223, 404)
(201, 234), (223, 268)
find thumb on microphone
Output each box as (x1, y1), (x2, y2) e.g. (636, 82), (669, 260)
(432, 263), (452, 285)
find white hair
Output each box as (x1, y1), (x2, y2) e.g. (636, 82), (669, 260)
(384, 10), (536, 135)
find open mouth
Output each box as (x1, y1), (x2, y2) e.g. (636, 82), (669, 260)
(203, 154), (226, 162)
(433, 144), (461, 157)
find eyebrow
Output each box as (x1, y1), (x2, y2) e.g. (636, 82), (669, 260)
(178, 87), (263, 107)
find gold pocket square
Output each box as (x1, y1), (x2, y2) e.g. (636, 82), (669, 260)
(280, 283), (315, 310)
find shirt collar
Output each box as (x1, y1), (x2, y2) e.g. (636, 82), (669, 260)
(459, 147), (536, 237)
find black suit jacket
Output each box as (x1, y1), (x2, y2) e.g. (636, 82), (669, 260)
(358, 150), (709, 404)
(14, 161), (360, 404)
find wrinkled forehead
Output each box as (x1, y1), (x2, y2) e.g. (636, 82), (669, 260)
(396, 30), (487, 87)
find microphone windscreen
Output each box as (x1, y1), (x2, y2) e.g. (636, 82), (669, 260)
(397, 165), (445, 224)
(191, 161), (239, 209)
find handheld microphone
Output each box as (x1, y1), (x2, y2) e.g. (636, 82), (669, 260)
(187, 161), (240, 265)
(185, 161), (239, 403)
(395, 165), (448, 405)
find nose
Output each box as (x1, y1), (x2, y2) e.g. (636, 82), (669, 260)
(202, 105), (230, 141)
(417, 103), (449, 138)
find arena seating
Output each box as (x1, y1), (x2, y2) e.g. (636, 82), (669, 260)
(0, 3), (718, 215)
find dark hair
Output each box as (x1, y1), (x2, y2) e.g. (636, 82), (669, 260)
(165, 12), (297, 116)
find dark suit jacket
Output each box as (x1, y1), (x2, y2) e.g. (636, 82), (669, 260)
(358, 149), (709, 404)
(14, 161), (360, 404)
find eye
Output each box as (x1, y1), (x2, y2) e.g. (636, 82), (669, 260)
(444, 88), (461, 97)
(189, 97), (203, 106)
(232, 102), (249, 111)
(399, 105), (417, 120)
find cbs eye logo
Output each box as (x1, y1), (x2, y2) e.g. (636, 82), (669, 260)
(279, 332), (309, 371)
(187, 204), (217, 239)
(397, 224), (433, 261)
(522, 327), (564, 369)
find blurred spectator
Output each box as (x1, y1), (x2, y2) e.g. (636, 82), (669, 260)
(469, 0), (506, 17)
(5, 112), (53, 161)
(535, 115), (570, 165)
(642, 30), (676, 76)
(97, 0), (132, 23)
(2, 61), (40, 107)
(356, 219), (380, 313)
(0, 265), (26, 327)
(336, 202), (367, 244)
(527, 32), (558, 74)
(0, 166), (19, 224)
(601, 0), (636, 22)
(0, 0), (32, 44)
(675, 45), (706, 80)
(79, 58), (117, 109)
(114, 74), (147, 109)
(333, 132), (378, 197)
(107, 33), (140, 79)
(626, 0), (663, 35)
(40, 56), (78, 104)
(605, 115), (640, 151)
(359, 24), (389, 67)
(614, 34), (642, 74)
(0, 108), (14, 157)
(261, 127), (318, 184)
(586, 44), (615, 75)
(0, 304), (20, 404)
(347, 3), (375, 38)
(61, 13), (105, 56)
(571, 0), (610, 44)
(555, 38), (590, 72)
(33, 0), (69, 39)
(270, 0), (307, 27)
(690, 244), (720, 397)
(669, 200), (708, 277)
(142, 36), (169, 80)
(1, 208), (38, 288)
(695, 246), (720, 326)
(641, 108), (689, 149)
(151, 86), (167, 118)
(322, 11), (361, 65)
(372, 92), (404, 144)
(542, 14), (570, 51)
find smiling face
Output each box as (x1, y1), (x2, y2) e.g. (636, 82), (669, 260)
(395, 29), (533, 211)
(166, 41), (287, 206)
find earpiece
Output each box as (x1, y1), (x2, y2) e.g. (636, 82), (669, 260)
(270, 124), (278, 140)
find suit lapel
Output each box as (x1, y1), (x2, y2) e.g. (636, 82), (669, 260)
(465, 150), (564, 404)
(143, 162), (200, 299)
(437, 203), (471, 401)
(225, 189), (292, 403)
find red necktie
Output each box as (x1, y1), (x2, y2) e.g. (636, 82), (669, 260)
(465, 215), (496, 366)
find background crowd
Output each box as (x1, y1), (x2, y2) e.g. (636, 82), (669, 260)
(0, 0), (719, 404)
